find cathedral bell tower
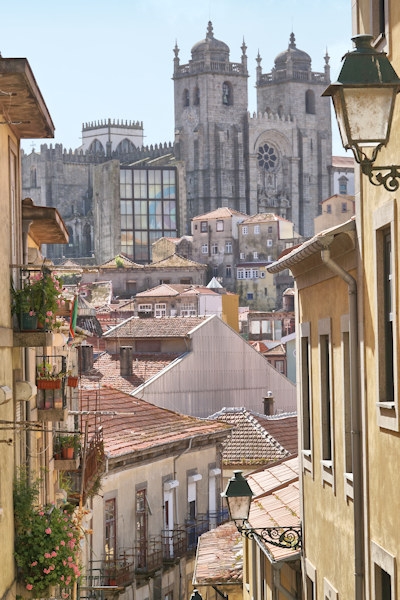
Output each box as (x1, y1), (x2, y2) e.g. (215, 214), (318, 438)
(173, 22), (249, 229)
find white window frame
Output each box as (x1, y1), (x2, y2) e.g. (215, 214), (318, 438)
(216, 220), (224, 232)
(154, 303), (166, 317)
(138, 304), (153, 312)
(300, 322), (313, 476)
(305, 559), (316, 600)
(237, 269), (244, 279)
(371, 541), (396, 600)
(240, 252), (245, 260)
(254, 225), (260, 235)
(373, 200), (398, 431)
(225, 241), (232, 254)
(242, 226), (248, 235)
(253, 251), (258, 259)
(201, 243), (208, 254)
(212, 243), (218, 255)
(319, 317), (334, 488)
(267, 239), (273, 247)
(181, 303), (196, 316)
(341, 314), (353, 500)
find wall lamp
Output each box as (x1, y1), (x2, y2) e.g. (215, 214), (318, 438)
(323, 34), (400, 192)
(221, 471), (302, 550)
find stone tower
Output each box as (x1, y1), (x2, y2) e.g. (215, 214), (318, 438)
(249, 33), (332, 236)
(173, 22), (250, 229)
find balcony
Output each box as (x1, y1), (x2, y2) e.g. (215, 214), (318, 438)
(67, 429), (105, 504)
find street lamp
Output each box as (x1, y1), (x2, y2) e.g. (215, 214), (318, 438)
(323, 34), (400, 191)
(221, 470), (302, 550)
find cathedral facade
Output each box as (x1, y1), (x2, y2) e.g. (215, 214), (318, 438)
(174, 24), (332, 237)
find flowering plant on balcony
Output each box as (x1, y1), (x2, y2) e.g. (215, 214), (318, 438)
(14, 471), (85, 598)
(11, 268), (66, 330)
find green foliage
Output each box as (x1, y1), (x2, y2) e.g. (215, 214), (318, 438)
(13, 470), (83, 598)
(11, 268), (65, 329)
(115, 256), (124, 268)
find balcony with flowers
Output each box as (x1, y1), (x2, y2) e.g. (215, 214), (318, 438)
(11, 267), (68, 348)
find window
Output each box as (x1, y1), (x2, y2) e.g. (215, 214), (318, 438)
(240, 252), (245, 259)
(305, 560), (316, 600)
(155, 303), (166, 317)
(253, 269), (259, 279)
(213, 266), (218, 277)
(342, 323), (352, 475)
(268, 226), (273, 233)
(225, 241), (232, 253)
(341, 202), (348, 212)
(275, 360), (285, 374)
(257, 143), (278, 171)
(323, 579), (338, 600)
(136, 488), (148, 568)
(237, 269), (244, 279)
(187, 473), (202, 549)
(222, 81), (232, 105)
(181, 303), (196, 316)
(371, 542), (395, 600)
(105, 498), (117, 560)
(183, 89), (189, 107)
(212, 243), (218, 255)
(201, 221), (208, 233)
(138, 304), (152, 313)
(371, 0), (389, 47)
(194, 86), (200, 106)
(319, 318), (334, 486)
(242, 226), (248, 235)
(254, 225), (260, 234)
(226, 265), (232, 278)
(201, 243), (208, 254)
(305, 89), (316, 114)
(300, 323), (312, 473)
(374, 201), (398, 430)
(216, 220), (224, 231)
(253, 251), (258, 259)
(245, 269), (252, 279)
(267, 239), (273, 247)
(327, 204), (332, 214)
(247, 293), (253, 300)
(339, 176), (348, 194)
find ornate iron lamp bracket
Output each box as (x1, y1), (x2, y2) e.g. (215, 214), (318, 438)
(361, 161), (400, 192)
(237, 524), (302, 550)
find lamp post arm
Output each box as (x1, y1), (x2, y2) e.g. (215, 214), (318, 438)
(236, 522), (302, 550)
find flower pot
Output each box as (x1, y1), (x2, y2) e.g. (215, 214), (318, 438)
(19, 313), (38, 330)
(67, 376), (78, 388)
(37, 379), (61, 390)
(62, 446), (74, 459)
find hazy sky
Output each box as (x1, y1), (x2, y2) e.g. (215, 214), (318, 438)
(1, 0), (352, 156)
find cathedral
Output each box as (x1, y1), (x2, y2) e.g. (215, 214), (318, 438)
(22, 23), (333, 263)
(173, 23), (332, 237)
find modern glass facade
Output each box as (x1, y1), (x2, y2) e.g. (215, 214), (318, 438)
(120, 167), (178, 263)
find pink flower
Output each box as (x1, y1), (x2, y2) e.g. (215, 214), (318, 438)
(26, 584), (33, 591)
(45, 527), (52, 534)
(46, 310), (53, 317)
(51, 551), (57, 557)
(39, 511), (44, 516)
(62, 592), (69, 599)
(60, 540), (66, 546)
(67, 532), (73, 538)
(30, 561), (38, 567)
(67, 556), (73, 562)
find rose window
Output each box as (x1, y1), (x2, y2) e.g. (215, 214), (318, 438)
(257, 143), (278, 171)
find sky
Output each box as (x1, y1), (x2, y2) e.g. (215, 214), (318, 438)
(1, 0), (352, 156)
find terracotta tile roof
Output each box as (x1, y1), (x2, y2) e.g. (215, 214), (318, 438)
(332, 155), (354, 168)
(241, 213), (292, 225)
(98, 254), (143, 269)
(247, 479), (300, 562)
(194, 521), (243, 585)
(136, 284), (217, 298)
(319, 193), (355, 205)
(192, 207), (248, 220)
(149, 254), (205, 268)
(103, 315), (211, 338)
(81, 351), (179, 394)
(253, 414), (298, 455)
(80, 387), (231, 459)
(246, 456), (298, 496)
(208, 407), (292, 466)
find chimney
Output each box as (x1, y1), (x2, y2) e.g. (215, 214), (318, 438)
(78, 345), (94, 373)
(120, 346), (133, 376)
(263, 391), (274, 416)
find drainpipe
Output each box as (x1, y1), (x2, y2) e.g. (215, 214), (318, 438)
(320, 248), (363, 600)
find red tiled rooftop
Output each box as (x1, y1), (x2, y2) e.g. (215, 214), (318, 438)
(194, 521), (243, 585)
(103, 315), (211, 338)
(80, 388), (231, 458)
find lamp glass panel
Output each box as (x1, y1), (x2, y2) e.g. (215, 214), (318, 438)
(332, 90), (350, 148)
(226, 494), (251, 522)
(342, 87), (394, 145)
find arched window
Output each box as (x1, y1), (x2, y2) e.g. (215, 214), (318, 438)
(183, 89), (190, 107)
(222, 82), (233, 106)
(88, 139), (105, 154)
(305, 90), (316, 114)
(194, 87), (200, 106)
(116, 138), (136, 154)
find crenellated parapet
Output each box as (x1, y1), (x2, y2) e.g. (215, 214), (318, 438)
(82, 118), (143, 131)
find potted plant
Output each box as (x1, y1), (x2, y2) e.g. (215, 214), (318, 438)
(36, 361), (65, 390)
(59, 434), (81, 459)
(11, 268), (65, 331)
